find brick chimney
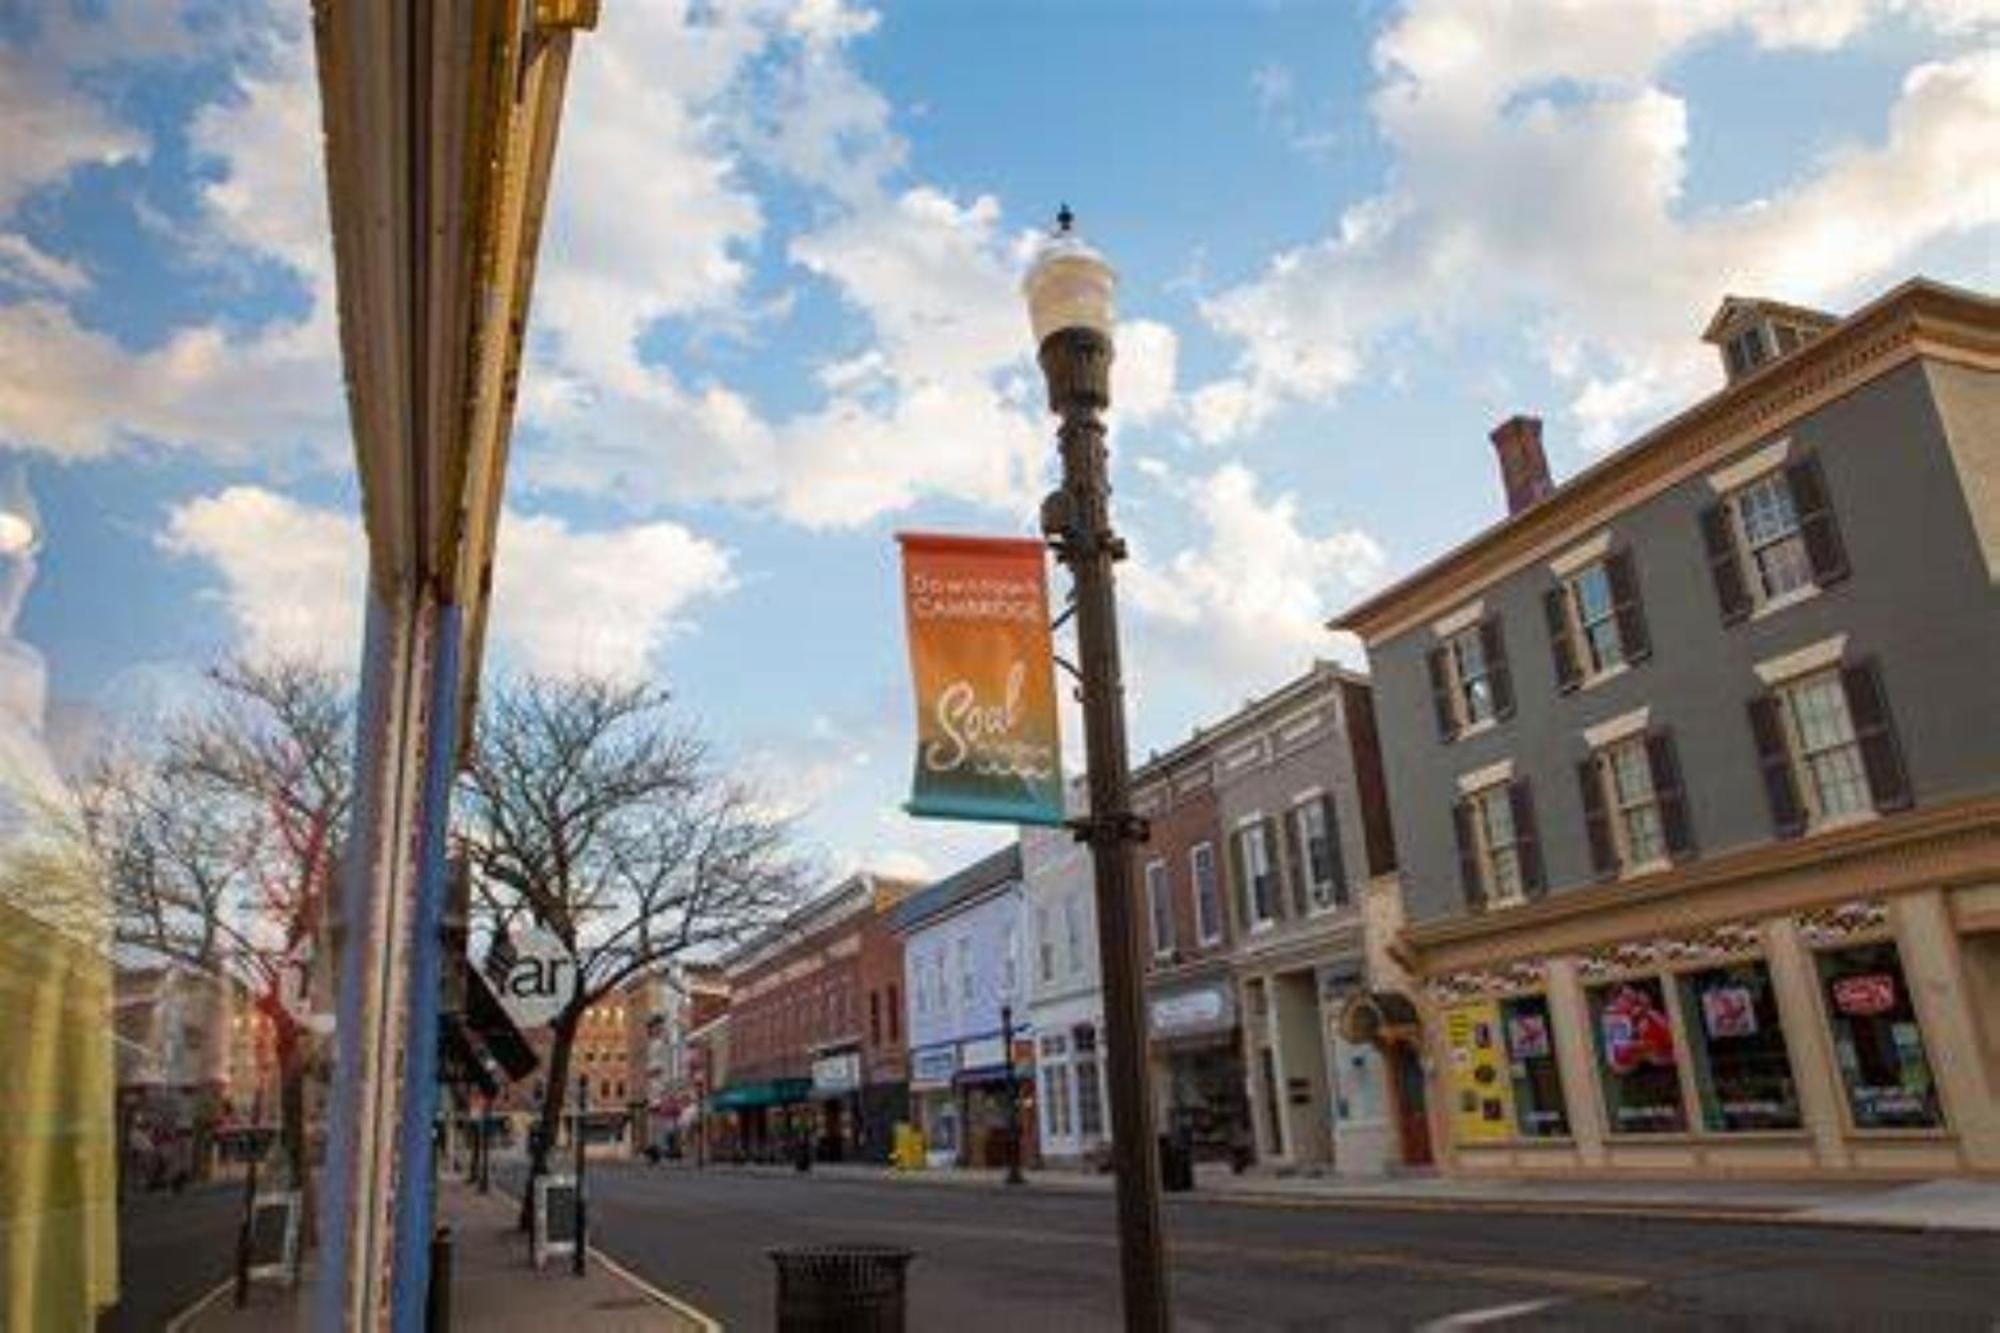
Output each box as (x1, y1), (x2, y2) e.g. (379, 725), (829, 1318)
(1490, 414), (1553, 516)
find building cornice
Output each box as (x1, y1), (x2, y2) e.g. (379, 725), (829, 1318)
(1400, 794), (2000, 976)
(1333, 280), (2000, 646)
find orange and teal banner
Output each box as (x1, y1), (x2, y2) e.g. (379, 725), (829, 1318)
(897, 533), (1065, 826)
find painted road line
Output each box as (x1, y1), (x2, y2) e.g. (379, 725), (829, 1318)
(161, 1278), (234, 1333)
(591, 1242), (723, 1333)
(1418, 1296), (1568, 1330)
(816, 1212), (1646, 1298)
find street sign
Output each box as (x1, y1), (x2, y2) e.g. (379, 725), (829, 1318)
(496, 927), (577, 1029)
(532, 1174), (579, 1269)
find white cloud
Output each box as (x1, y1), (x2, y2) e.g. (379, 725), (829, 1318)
(1113, 319), (1180, 427)
(0, 235), (88, 295)
(160, 487), (735, 681)
(159, 487), (366, 665)
(1192, 1), (2000, 451)
(1123, 462), (1385, 685)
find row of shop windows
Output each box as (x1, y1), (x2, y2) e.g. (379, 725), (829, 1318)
(1451, 940), (1941, 1144)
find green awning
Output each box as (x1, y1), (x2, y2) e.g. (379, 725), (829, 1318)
(711, 1078), (812, 1111)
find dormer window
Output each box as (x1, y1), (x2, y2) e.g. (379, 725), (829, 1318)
(1703, 296), (1836, 385)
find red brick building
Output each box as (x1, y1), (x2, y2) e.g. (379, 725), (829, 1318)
(718, 873), (917, 1162)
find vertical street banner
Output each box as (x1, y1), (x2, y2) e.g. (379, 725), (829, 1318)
(897, 533), (1064, 826)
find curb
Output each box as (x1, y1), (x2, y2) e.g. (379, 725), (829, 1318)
(161, 1278), (235, 1333)
(490, 1182), (724, 1331)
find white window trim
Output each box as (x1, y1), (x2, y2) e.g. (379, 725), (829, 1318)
(1190, 841), (1224, 947)
(1289, 791), (1342, 914)
(1144, 858), (1174, 960)
(1754, 633), (1849, 686)
(1464, 780), (1527, 911)
(1234, 816), (1278, 934)
(1706, 436), (1792, 493)
(1430, 599), (1484, 640)
(1750, 582), (1821, 621)
(1583, 706), (1651, 751)
(1455, 757), (1514, 795)
(1773, 668), (1878, 833)
(1548, 530), (1613, 578)
(1592, 737), (1671, 881)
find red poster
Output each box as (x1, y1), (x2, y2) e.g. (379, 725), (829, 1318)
(1832, 973), (1896, 1016)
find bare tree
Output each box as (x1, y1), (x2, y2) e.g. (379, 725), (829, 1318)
(457, 676), (808, 1201)
(92, 659), (352, 1223)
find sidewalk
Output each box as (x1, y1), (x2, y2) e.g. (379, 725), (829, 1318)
(173, 1179), (715, 1331)
(699, 1158), (2000, 1233)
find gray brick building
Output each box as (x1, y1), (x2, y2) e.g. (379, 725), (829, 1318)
(1334, 280), (2000, 1179)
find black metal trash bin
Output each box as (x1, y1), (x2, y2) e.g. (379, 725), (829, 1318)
(769, 1244), (915, 1332)
(1158, 1134), (1194, 1192)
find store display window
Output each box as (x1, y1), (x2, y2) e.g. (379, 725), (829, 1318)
(1588, 977), (1687, 1133)
(1676, 961), (1802, 1131)
(1498, 994), (1569, 1137)
(1816, 942), (1943, 1130)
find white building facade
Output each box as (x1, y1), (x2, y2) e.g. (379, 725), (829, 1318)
(1021, 820), (1110, 1166)
(891, 847), (1029, 1170)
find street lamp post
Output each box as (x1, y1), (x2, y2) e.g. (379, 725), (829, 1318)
(1000, 1001), (1025, 1185)
(1023, 207), (1169, 1333)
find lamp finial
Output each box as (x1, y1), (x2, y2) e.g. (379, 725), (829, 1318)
(1055, 203), (1074, 234)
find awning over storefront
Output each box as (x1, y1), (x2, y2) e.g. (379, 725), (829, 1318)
(711, 1078), (812, 1111)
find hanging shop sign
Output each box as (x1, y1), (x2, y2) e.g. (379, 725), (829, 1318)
(811, 1052), (862, 1096)
(494, 927), (577, 1030)
(896, 533), (1064, 826)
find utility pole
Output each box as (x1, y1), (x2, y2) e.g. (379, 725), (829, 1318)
(1026, 210), (1170, 1332)
(1001, 1001), (1025, 1185)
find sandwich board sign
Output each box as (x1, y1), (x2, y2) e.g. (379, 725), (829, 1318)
(248, 1192), (302, 1283)
(532, 1174), (579, 1268)
(497, 927), (577, 1030)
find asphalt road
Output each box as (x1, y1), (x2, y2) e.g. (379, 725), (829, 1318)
(569, 1163), (2000, 1331)
(99, 1182), (240, 1333)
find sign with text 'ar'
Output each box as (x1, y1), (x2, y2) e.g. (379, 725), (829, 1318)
(496, 927), (577, 1030)
(897, 533), (1064, 827)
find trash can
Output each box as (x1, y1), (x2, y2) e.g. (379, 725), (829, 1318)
(1158, 1134), (1194, 1193)
(769, 1244), (915, 1332)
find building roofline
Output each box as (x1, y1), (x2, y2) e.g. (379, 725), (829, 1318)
(1700, 294), (1839, 342)
(1131, 658), (1366, 789)
(721, 870), (915, 975)
(887, 843), (1023, 935)
(1330, 277), (1999, 644)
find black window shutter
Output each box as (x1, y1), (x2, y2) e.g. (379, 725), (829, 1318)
(1427, 646), (1459, 741)
(1577, 757), (1618, 879)
(1508, 780), (1544, 898)
(1544, 586), (1582, 693)
(1646, 729), (1695, 860)
(1319, 793), (1349, 907)
(1786, 455), (1849, 588)
(1228, 829), (1250, 931)
(1480, 618), (1514, 720)
(1272, 813), (1303, 919)
(1748, 694), (1807, 839)
(1842, 660), (1911, 812)
(1700, 503), (1751, 626)
(1452, 801), (1483, 910)
(1607, 549), (1652, 664)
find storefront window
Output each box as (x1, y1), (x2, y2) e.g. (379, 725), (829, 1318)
(1588, 977), (1687, 1134)
(1498, 995), (1568, 1137)
(1074, 1025), (1103, 1138)
(1817, 943), (1943, 1130)
(1677, 961), (1801, 1132)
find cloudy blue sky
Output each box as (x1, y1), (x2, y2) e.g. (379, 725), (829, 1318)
(2, 0), (1994, 880)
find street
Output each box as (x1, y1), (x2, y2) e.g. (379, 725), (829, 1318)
(563, 1163), (2000, 1330)
(99, 1183), (239, 1333)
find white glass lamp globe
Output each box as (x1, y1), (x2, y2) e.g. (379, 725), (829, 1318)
(1023, 223), (1116, 345)
(0, 512), (34, 556)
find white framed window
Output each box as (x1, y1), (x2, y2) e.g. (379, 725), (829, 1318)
(1567, 563), (1622, 674)
(1062, 894), (1085, 977)
(1036, 905), (1055, 984)
(1234, 820), (1279, 929)
(1189, 842), (1223, 946)
(1000, 923), (1019, 1001)
(1730, 473), (1813, 605)
(1467, 783), (1524, 907)
(1288, 795), (1346, 911)
(955, 937), (974, 1007)
(1074, 1025), (1104, 1138)
(1145, 860), (1175, 958)
(1601, 738), (1665, 868)
(1448, 627), (1496, 726)
(1779, 670), (1871, 822)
